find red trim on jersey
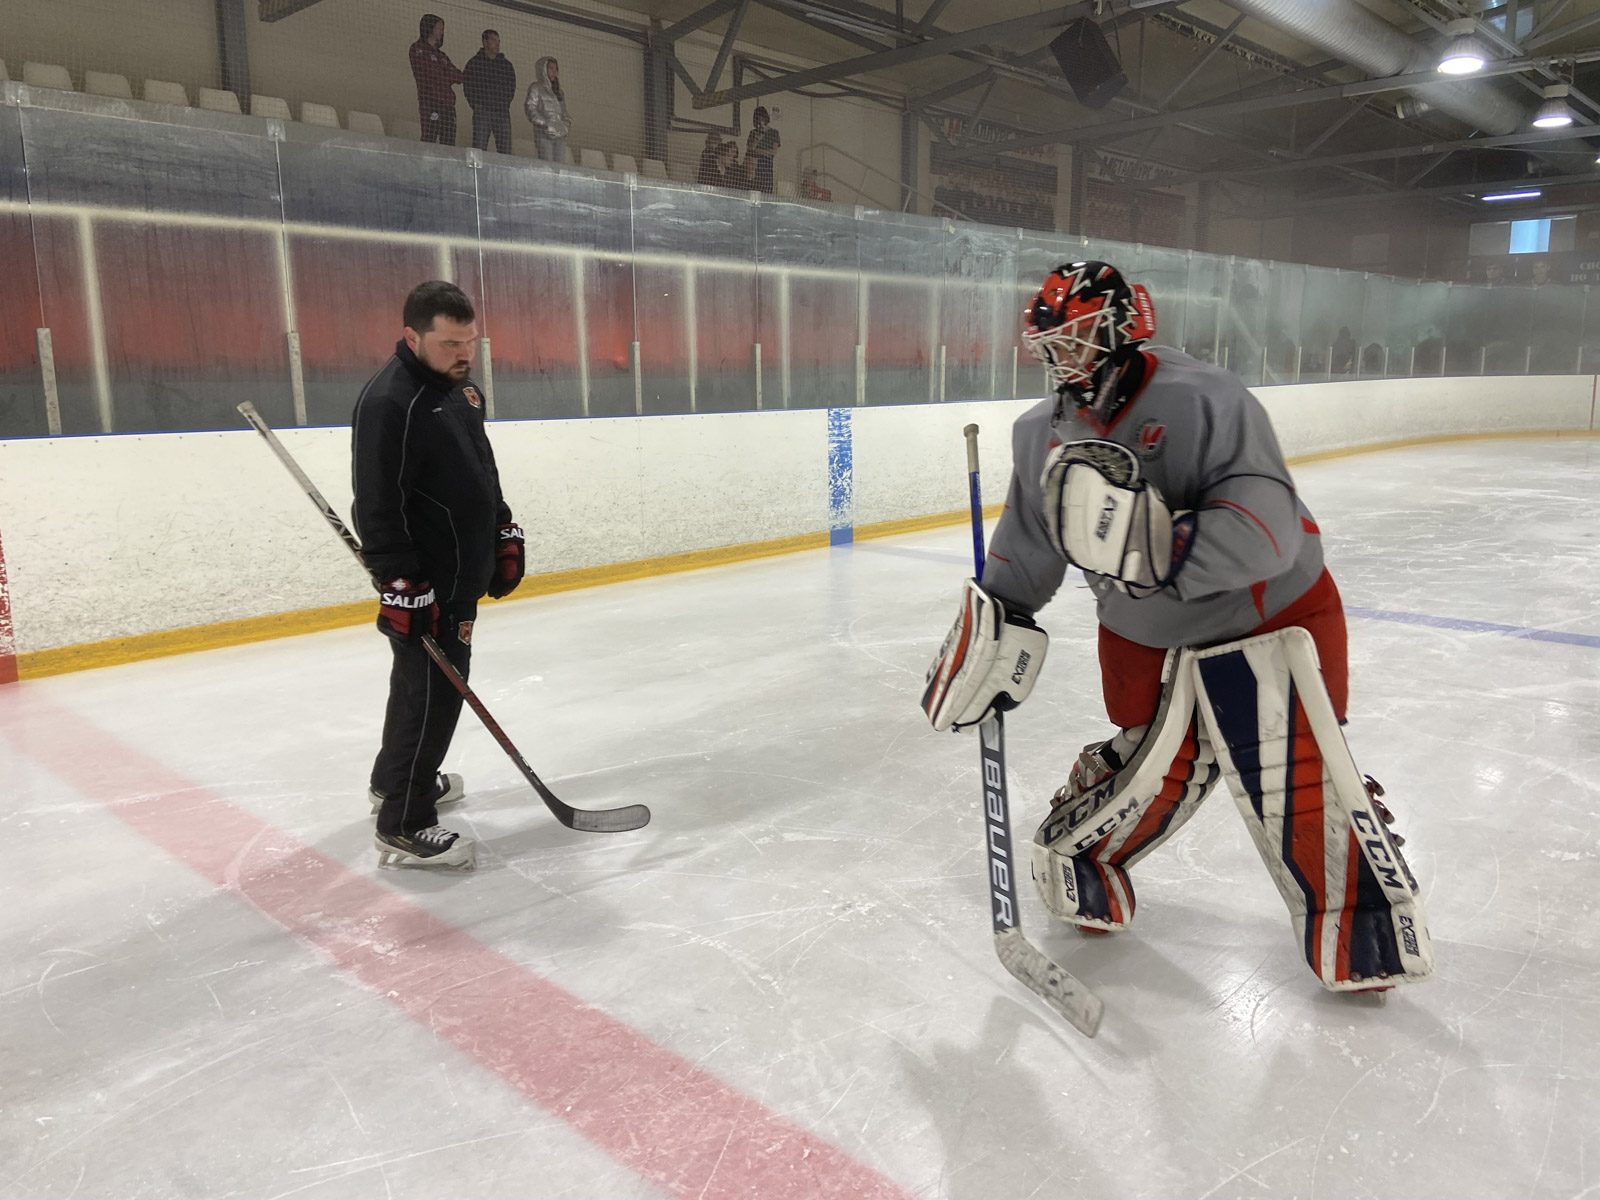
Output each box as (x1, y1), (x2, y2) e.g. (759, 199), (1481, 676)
(1301, 516), (1320, 535)
(1209, 499), (1281, 556)
(1250, 580), (1267, 620)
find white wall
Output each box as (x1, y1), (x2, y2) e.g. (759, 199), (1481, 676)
(1, 375), (1593, 656)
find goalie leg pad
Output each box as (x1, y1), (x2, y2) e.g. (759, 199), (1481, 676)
(1192, 627), (1434, 991)
(1032, 652), (1221, 930)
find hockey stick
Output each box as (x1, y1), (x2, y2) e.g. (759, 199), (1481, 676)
(236, 401), (651, 834)
(963, 423), (1103, 1037)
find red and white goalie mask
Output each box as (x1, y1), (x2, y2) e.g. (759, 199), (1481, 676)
(1022, 261), (1156, 397)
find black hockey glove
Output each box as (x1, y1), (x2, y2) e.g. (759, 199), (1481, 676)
(376, 576), (438, 644)
(487, 523), (526, 599)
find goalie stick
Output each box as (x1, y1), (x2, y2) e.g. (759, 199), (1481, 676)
(963, 422), (1103, 1037)
(237, 401), (650, 835)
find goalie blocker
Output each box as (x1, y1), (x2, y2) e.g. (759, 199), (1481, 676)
(1033, 626), (1433, 992)
(923, 579), (1049, 732)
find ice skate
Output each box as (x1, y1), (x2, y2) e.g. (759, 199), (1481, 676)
(369, 772), (464, 815)
(375, 824), (477, 870)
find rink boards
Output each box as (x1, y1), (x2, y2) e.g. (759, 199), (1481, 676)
(0, 372), (1595, 670)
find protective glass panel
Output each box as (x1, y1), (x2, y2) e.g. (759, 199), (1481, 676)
(1298, 267), (1365, 382)
(95, 223), (290, 432)
(1525, 284), (1584, 375)
(479, 248), (586, 420)
(0, 107), (46, 438)
(942, 226), (1019, 403)
(632, 184), (758, 413)
(758, 202), (859, 410)
(1260, 261), (1304, 386)
(1356, 275), (1395, 378)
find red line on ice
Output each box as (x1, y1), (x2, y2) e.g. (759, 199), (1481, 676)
(7, 694), (913, 1200)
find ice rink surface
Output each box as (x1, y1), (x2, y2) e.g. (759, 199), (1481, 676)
(3, 436), (1599, 1200)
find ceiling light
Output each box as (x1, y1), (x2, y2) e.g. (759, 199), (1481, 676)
(1481, 190), (1542, 201)
(1437, 18), (1487, 75)
(1533, 83), (1574, 129)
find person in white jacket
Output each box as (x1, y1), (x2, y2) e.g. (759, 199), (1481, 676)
(524, 56), (571, 162)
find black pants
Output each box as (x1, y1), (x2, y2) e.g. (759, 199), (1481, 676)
(371, 604), (476, 836)
(420, 106), (457, 145)
(472, 109), (512, 152)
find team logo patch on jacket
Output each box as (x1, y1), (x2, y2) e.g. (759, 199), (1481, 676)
(1135, 419), (1166, 458)
(458, 620), (474, 645)
(463, 386), (482, 409)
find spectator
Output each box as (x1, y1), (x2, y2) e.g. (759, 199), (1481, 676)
(800, 166), (832, 201)
(724, 142), (752, 190)
(1361, 341), (1385, 375)
(696, 133), (724, 186)
(463, 29), (516, 154)
(410, 14), (463, 145)
(744, 105), (780, 193)
(1529, 257), (1554, 288)
(524, 56), (571, 163)
(1331, 326), (1357, 376)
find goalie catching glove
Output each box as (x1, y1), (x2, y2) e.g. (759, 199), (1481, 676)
(922, 579), (1048, 732)
(1041, 439), (1195, 597)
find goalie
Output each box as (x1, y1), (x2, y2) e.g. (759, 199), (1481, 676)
(921, 261), (1433, 994)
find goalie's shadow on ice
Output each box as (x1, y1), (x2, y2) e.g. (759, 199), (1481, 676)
(892, 995), (1124, 1198)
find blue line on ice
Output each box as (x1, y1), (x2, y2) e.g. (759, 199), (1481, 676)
(1346, 605), (1600, 649)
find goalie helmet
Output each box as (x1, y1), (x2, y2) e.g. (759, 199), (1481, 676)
(1022, 261), (1156, 406)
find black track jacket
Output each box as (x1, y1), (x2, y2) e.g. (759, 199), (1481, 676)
(351, 341), (513, 606)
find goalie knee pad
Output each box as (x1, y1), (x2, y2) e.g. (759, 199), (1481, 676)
(923, 579), (1048, 732)
(1031, 651), (1220, 930)
(1192, 627), (1434, 991)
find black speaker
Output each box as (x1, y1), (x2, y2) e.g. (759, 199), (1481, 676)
(1049, 19), (1127, 109)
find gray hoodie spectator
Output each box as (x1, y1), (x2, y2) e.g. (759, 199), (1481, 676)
(524, 56), (571, 163)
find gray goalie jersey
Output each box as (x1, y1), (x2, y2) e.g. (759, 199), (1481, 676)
(984, 346), (1325, 649)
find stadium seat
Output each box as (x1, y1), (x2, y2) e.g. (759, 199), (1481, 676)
(579, 148), (609, 171)
(347, 110), (385, 137)
(0, 61), (8, 84)
(85, 71), (133, 99)
(776, 180), (798, 198)
(611, 153), (638, 176)
(642, 158), (668, 180)
(22, 63), (75, 91)
(563, 143), (575, 164)
(143, 80), (190, 106)
(300, 102), (340, 128)
(197, 87), (241, 115)
(392, 118), (422, 141)
(250, 94), (292, 121)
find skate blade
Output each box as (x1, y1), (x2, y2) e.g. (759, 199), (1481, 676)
(374, 840), (477, 871)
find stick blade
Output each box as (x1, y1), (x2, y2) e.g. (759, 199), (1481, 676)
(994, 928), (1103, 1037)
(564, 802), (652, 833)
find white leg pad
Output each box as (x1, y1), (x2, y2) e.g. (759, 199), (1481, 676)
(1032, 651), (1220, 930)
(1191, 627), (1434, 991)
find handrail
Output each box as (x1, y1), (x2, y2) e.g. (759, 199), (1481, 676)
(795, 140), (968, 221)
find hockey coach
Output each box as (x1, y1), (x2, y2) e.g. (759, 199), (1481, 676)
(351, 281), (525, 870)
(922, 261), (1434, 996)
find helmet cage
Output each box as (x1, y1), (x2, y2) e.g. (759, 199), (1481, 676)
(1022, 300), (1117, 393)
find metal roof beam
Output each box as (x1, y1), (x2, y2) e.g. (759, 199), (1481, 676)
(691, 2), (1093, 108)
